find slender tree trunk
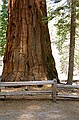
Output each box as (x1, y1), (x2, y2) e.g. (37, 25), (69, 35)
(67, 0), (76, 84)
(2, 0), (59, 83)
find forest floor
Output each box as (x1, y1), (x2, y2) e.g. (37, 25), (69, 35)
(0, 83), (79, 120)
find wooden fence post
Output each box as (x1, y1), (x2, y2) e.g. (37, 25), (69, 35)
(53, 79), (57, 102)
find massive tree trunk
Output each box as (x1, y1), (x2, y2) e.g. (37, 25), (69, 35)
(2, 0), (60, 83)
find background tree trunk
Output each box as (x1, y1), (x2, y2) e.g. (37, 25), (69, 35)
(67, 0), (76, 84)
(2, 0), (59, 83)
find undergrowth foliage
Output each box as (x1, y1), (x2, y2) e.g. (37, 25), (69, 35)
(0, 0), (8, 56)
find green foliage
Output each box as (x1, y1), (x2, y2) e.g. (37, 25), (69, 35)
(47, 0), (79, 76)
(0, 0), (8, 56)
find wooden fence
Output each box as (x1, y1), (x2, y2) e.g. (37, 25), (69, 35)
(0, 79), (79, 101)
(0, 79), (57, 102)
(57, 84), (79, 99)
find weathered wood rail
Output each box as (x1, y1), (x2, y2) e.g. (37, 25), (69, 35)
(0, 79), (57, 102)
(57, 84), (79, 99)
(57, 84), (79, 89)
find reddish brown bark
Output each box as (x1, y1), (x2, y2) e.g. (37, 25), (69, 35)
(2, 0), (59, 83)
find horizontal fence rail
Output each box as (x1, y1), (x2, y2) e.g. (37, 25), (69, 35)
(0, 80), (55, 87)
(57, 84), (79, 89)
(0, 90), (53, 96)
(57, 94), (79, 99)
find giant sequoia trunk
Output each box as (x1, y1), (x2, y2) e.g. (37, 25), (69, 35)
(2, 0), (60, 83)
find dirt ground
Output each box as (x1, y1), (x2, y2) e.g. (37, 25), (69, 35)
(0, 83), (79, 120)
(0, 95), (79, 120)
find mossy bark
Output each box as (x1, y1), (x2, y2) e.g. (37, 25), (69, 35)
(2, 0), (60, 83)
